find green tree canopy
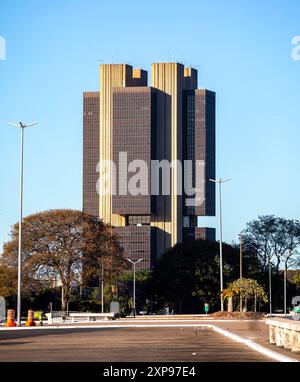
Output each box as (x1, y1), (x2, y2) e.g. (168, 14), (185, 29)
(0, 209), (127, 310)
(149, 239), (262, 313)
(241, 215), (300, 273)
(225, 278), (268, 312)
(0, 265), (17, 298)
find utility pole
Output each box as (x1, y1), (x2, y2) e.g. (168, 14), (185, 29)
(240, 237), (243, 279)
(284, 259), (287, 316)
(127, 258), (142, 317)
(101, 257), (104, 314)
(61, 286), (64, 311)
(239, 235), (243, 312)
(209, 178), (230, 312)
(8, 121), (38, 326)
(269, 258), (272, 315)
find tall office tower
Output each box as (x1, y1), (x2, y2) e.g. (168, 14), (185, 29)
(83, 63), (216, 270)
(83, 92), (100, 216)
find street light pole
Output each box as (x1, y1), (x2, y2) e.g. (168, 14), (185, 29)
(269, 258), (272, 315)
(101, 257), (104, 314)
(8, 121), (38, 326)
(127, 258), (142, 318)
(239, 235), (243, 312)
(283, 255), (291, 316)
(209, 178), (230, 312)
(284, 261), (287, 316)
(240, 237), (243, 279)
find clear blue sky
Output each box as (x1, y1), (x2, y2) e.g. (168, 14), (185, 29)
(0, 0), (299, 251)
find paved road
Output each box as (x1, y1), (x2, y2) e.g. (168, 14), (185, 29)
(0, 326), (272, 362)
(44, 318), (300, 361)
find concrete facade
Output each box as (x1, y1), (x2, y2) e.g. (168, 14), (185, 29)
(83, 62), (216, 269)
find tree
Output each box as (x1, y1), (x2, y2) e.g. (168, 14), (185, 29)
(241, 215), (300, 311)
(0, 209), (127, 311)
(149, 240), (250, 314)
(241, 215), (300, 275)
(222, 288), (237, 312)
(117, 270), (152, 316)
(225, 278), (268, 312)
(294, 272), (300, 285)
(81, 227), (129, 311)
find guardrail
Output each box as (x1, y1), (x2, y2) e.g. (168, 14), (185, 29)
(46, 311), (77, 324)
(45, 311), (118, 324)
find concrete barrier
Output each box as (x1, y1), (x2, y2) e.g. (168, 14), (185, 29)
(266, 317), (300, 353)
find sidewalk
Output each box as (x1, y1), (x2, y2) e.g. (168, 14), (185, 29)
(208, 320), (300, 362)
